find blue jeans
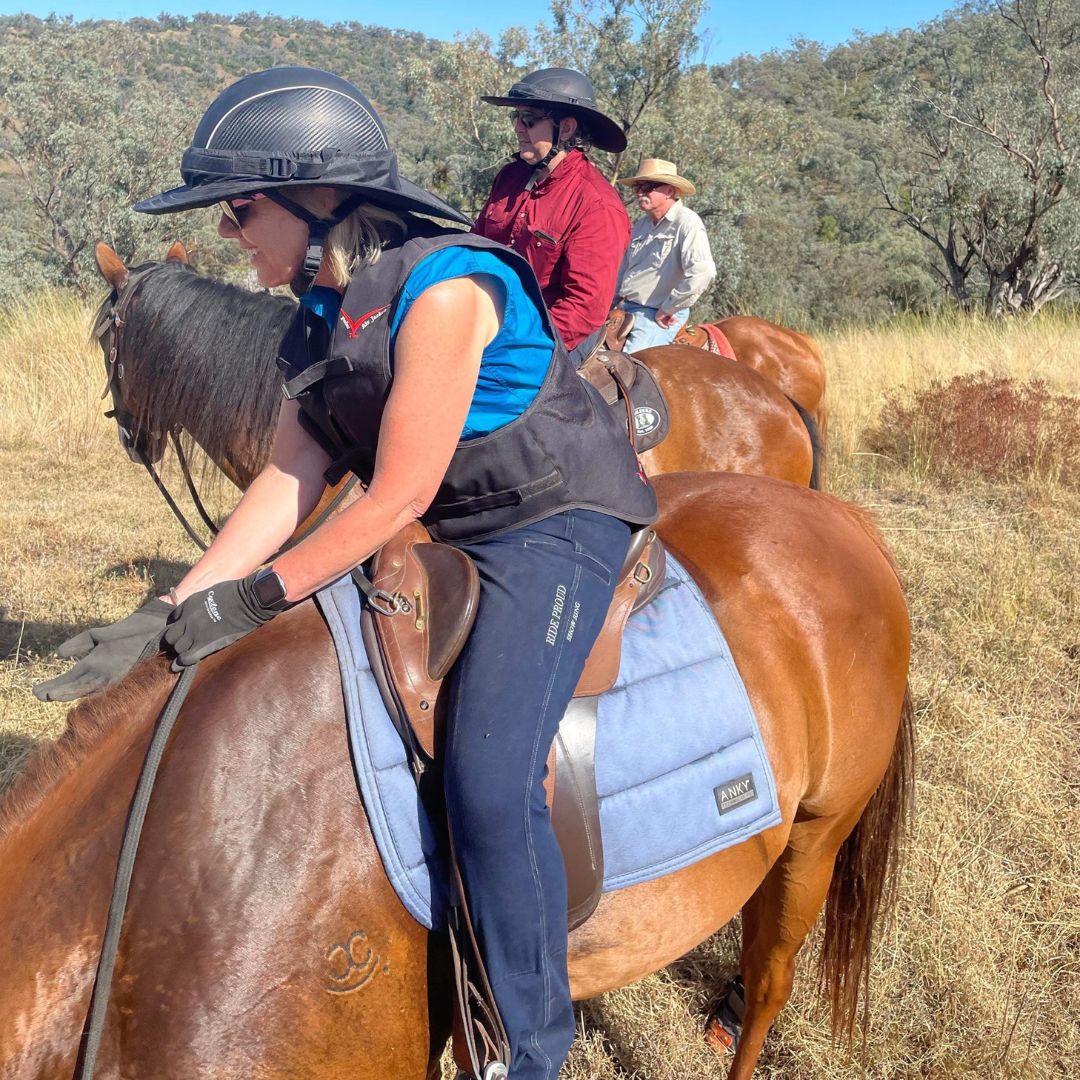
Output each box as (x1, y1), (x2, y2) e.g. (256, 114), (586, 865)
(622, 302), (689, 352)
(445, 509), (632, 1079)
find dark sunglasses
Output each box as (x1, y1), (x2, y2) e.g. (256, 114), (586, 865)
(632, 182), (663, 195)
(509, 109), (553, 129)
(217, 194), (263, 229)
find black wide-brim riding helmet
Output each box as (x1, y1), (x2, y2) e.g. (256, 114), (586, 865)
(135, 66), (471, 226)
(480, 67), (627, 154)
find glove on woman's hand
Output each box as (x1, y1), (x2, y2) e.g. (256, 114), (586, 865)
(163, 575), (279, 668)
(32, 598), (174, 702)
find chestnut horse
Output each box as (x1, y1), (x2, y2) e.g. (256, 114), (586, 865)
(92, 244), (821, 495)
(1, 471), (912, 1079)
(674, 317), (828, 478)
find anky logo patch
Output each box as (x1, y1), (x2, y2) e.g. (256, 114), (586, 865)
(714, 773), (758, 816)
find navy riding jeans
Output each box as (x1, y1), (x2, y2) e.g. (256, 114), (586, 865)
(445, 508), (632, 1079)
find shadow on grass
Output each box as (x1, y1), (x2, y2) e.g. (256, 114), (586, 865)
(1, 559), (190, 663)
(101, 558), (192, 589)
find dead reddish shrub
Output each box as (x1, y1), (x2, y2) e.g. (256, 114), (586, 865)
(866, 374), (1080, 487)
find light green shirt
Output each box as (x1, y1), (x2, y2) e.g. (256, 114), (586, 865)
(617, 199), (717, 314)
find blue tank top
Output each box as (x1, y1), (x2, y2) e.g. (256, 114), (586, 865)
(299, 247), (554, 440)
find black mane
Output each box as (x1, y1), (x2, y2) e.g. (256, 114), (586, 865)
(110, 260), (297, 474)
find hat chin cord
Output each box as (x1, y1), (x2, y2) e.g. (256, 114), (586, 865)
(263, 190), (366, 296)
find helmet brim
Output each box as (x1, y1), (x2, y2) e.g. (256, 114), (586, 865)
(480, 96), (627, 153)
(135, 174), (472, 227)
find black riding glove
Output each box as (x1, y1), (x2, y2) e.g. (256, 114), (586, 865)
(32, 598), (173, 702)
(163, 575), (279, 668)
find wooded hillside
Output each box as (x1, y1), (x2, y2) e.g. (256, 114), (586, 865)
(1, 1), (1076, 324)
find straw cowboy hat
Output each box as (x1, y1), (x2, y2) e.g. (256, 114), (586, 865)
(617, 158), (696, 196)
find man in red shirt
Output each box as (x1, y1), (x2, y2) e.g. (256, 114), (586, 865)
(474, 68), (630, 364)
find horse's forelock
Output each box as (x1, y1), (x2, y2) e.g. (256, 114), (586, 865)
(116, 262), (297, 473)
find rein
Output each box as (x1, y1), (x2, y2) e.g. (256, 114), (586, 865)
(74, 659), (199, 1079)
(94, 266), (359, 557)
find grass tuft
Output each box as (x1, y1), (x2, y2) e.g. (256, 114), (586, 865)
(866, 374), (1080, 488)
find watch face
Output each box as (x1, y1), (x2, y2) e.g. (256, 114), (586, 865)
(253, 570), (288, 609)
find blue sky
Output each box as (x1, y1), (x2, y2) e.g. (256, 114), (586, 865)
(0, 0), (956, 61)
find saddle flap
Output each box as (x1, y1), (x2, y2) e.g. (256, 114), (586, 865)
(362, 522), (480, 761)
(574, 530), (662, 697)
(578, 349), (639, 406)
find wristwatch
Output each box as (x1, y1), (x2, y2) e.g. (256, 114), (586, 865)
(251, 568), (291, 611)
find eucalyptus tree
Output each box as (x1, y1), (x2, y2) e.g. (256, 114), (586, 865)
(875, 0), (1080, 314)
(0, 20), (187, 293)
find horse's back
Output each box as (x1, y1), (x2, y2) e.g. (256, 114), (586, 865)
(635, 345), (814, 486)
(110, 607), (447, 1077)
(715, 316), (826, 415)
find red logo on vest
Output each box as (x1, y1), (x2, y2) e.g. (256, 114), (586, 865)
(339, 304), (390, 339)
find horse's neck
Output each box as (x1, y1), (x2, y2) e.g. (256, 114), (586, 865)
(0, 699), (163, 1058)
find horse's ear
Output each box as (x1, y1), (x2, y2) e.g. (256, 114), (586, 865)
(94, 243), (128, 290)
(165, 241), (189, 264)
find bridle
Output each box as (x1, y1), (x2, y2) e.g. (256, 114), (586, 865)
(93, 262), (226, 551)
(92, 262), (357, 555)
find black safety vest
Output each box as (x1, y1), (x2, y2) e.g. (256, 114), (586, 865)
(277, 224), (657, 543)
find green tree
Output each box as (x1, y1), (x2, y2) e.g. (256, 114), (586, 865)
(875, 1), (1080, 314)
(0, 22), (189, 291)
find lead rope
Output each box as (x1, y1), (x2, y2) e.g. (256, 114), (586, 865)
(73, 657), (199, 1079)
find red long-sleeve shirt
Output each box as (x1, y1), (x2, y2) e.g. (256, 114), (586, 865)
(473, 150), (630, 350)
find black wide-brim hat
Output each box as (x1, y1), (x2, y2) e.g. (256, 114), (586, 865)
(135, 67), (471, 226)
(480, 67), (627, 154)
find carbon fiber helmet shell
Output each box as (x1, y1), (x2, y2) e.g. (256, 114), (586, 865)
(480, 67), (627, 153)
(136, 66), (470, 225)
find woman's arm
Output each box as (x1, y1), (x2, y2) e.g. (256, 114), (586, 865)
(269, 274), (502, 601)
(169, 399), (331, 602)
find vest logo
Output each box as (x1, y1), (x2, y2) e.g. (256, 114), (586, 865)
(714, 773), (758, 817)
(633, 406), (661, 436)
(339, 304), (390, 339)
(204, 590), (222, 623)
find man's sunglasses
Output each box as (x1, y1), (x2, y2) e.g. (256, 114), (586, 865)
(509, 109), (553, 129)
(217, 194), (263, 229)
(632, 182), (663, 195)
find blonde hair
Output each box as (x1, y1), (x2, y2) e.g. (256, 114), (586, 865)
(324, 201), (408, 286)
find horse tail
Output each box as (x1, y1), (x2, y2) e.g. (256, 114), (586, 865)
(787, 396), (823, 490)
(819, 682), (915, 1043)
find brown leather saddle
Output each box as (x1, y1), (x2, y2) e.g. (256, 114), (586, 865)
(359, 518), (666, 929)
(603, 306), (636, 351)
(577, 348), (671, 454)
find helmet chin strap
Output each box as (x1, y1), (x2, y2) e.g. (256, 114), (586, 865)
(263, 190), (366, 296)
(525, 116), (569, 190)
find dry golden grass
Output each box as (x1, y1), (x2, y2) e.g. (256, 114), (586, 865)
(2, 298), (1078, 1078)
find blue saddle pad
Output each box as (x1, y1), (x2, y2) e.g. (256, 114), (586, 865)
(316, 552), (780, 930)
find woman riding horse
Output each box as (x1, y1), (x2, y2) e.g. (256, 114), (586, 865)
(65, 66), (658, 1080)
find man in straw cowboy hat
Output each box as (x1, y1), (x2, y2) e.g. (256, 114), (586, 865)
(615, 158), (716, 352)
(474, 68), (630, 365)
